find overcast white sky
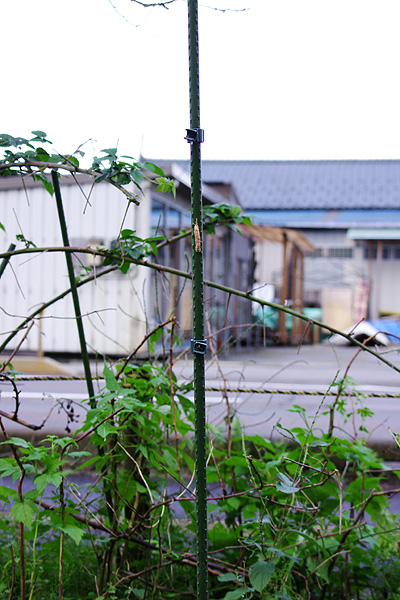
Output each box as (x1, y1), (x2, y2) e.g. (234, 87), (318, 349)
(2, 0), (400, 163)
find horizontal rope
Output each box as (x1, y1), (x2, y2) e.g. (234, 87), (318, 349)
(1, 375), (97, 381)
(206, 387), (400, 399)
(1, 375), (399, 399)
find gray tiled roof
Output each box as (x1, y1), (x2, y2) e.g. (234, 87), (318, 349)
(163, 160), (400, 210)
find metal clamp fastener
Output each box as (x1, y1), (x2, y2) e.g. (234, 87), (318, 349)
(185, 128), (205, 143)
(191, 339), (208, 355)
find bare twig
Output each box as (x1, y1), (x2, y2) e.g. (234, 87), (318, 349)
(0, 417), (26, 600)
(168, 318), (182, 489)
(0, 322), (34, 374)
(8, 545), (15, 600)
(206, 313), (237, 492)
(115, 316), (175, 379)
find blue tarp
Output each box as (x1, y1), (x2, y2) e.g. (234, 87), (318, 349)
(369, 320), (400, 345)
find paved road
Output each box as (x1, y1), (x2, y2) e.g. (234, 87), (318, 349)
(175, 344), (400, 449)
(1, 343), (400, 450)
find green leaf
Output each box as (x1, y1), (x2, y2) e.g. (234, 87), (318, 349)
(155, 177), (176, 197)
(249, 560), (275, 592)
(33, 172), (54, 196)
(277, 471), (294, 486)
(309, 440), (330, 447)
(276, 471), (300, 494)
(222, 588), (249, 600)
(155, 405), (171, 415)
(35, 146), (50, 160)
(0, 134), (15, 147)
(242, 502), (258, 520)
(129, 168), (145, 185)
(223, 456), (248, 467)
(10, 501), (35, 529)
(103, 364), (118, 392)
(148, 327), (162, 354)
(77, 455), (100, 470)
(67, 155), (80, 167)
(275, 423), (301, 444)
(245, 434), (274, 450)
(68, 450), (92, 459)
(96, 422), (117, 440)
(94, 172), (109, 184)
(114, 172), (131, 185)
(60, 525), (85, 545)
(6, 437), (31, 449)
(138, 444), (149, 459)
(101, 147), (118, 156)
(0, 458), (21, 478)
(119, 261), (130, 274)
(226, 496), (241, 510)
(34, 472), (63, 493)
(15, 233), (37, 248)
(218, 573), (237, 582)
(31, 130), (47, 139)
(0, 485), (17, 502)
(143, 161), (164, 176)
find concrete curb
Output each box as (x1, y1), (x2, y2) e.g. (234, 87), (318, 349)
(5, 357), (73, 376)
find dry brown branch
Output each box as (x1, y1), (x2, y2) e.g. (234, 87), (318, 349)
(0, 417), (26, 599)
(115, 317), (175, 379)
(8, 545), (15, 600)
(0, 323), (34, 373)
(168, 318), (182, 488)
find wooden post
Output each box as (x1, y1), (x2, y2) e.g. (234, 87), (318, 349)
(292, 247), (298, 341)
(279, 233), (289, 344)
(37, 310), (44, 358)
(299, 250), (305, 340)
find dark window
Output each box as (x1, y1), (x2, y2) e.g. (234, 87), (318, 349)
(151, 198), (189, 237)
(306, 247), (353, 259)
(364, 244), (377, 260)
(363, 242), (400, 260)
(328, 247), (354, 259)
(305, 248), (323, 258)
(151, 199), (166, 235)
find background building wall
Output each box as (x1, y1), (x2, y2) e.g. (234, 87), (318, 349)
(0, 178), (150, 356)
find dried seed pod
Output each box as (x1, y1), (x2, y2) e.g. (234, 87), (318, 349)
(194, 219), (201, 253)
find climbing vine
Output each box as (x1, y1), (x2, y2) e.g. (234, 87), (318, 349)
(0, 134), (399, 599)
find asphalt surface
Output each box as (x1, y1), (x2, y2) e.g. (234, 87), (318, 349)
(1, 342), (400, 451)
(2, 343), (400, 515)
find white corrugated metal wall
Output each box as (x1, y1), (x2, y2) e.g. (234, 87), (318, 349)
(0, 177), (150, 356)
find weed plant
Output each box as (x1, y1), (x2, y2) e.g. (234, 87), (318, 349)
(0, 362), (399, 599)
(0, 133), (400, 599)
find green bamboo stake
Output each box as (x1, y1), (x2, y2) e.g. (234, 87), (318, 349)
(51, 170), (95, 406)
(0, 243), (16, 279)
(186, 1), (208, 598)
(51, 171), (116, 524)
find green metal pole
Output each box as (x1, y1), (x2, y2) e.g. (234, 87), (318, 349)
(186, 1), (208, 598)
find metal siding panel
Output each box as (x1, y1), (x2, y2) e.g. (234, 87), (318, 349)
(0, 180), (148, 355)
(369, 262), (400, 317)
(348, 228), (400, 240)
(304, 230), (349, 246)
